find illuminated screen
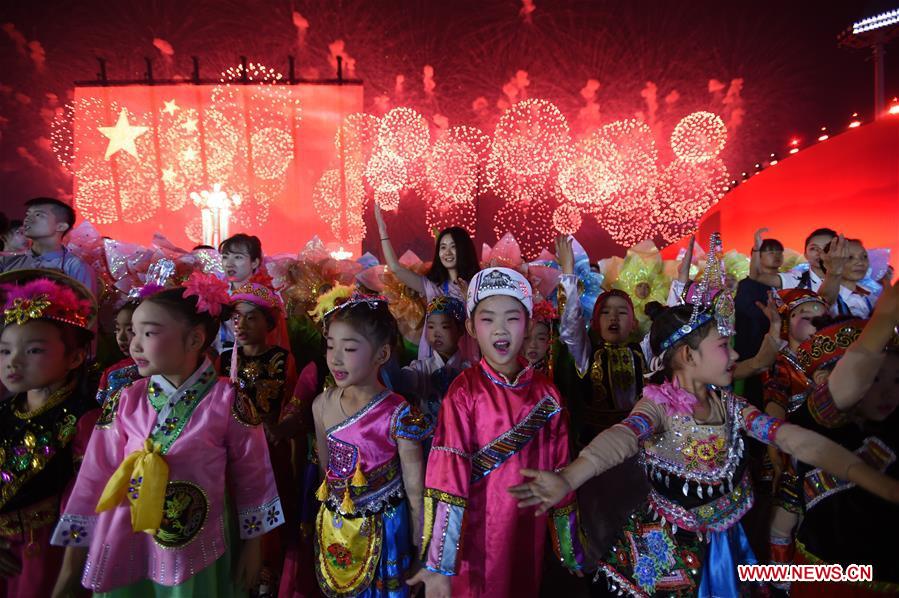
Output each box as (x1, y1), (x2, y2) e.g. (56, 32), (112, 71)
(72, 82), (363, 254)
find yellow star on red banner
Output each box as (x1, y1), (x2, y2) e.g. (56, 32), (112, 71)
(98, 109), (149, 160)
(163, 99), (179, 116)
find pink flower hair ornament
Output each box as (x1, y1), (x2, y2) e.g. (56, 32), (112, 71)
(181, 271), (230, 317)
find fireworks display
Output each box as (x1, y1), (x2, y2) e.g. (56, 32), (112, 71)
(23, 2), (800, 256)
(670, 111), (728, 163)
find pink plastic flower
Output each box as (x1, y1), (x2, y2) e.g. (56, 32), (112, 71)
(643, 379), (697, 417)
(182, 272), (230, 317)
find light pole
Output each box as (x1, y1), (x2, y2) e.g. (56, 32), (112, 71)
(839, 8), (899, 119)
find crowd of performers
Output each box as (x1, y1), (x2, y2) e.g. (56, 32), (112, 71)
(0, 197), (896, 598)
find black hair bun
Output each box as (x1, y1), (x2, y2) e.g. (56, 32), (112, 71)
(644, 301), (666, 321)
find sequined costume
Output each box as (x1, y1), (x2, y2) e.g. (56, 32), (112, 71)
(96, 357), (140, 406)
(420, 359), (585, 598)
(314, 389), (431, 598)
(559, 274), (647, 448)
(0, 384), (98, 598)
(219, 345), (297, 591)
(789, 382), (899, 596)
(52, 359), (284, 593)
(578, 385), (785, 597)
(760, 347), (814, 510)
(219, 346), (294, 428)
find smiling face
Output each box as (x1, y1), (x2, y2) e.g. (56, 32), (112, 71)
(325, 320), (388, 388)
(683, 328), (739, 388)
(857, 353), (899, 422)
(437, 233), (458, 272)
(466, 294), (528, 376)
(522, 320), (551, 365)
(130, 300), (203, 377)
(843, 241), (869, 283)
(232, 302), (271, 348)
(221, 245), (260, 284)
(596, 295), (635, 344)
(23, 204), (68, 240)
(788, 301), (826, 345)
(425, 312), (463, 360)
(114, 306), (135, 355)
(0, 320), (83, 393)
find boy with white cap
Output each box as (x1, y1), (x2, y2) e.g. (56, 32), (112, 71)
(408, 267), (584, 597)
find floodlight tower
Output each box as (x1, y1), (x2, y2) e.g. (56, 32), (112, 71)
(839, 7), (899, 118)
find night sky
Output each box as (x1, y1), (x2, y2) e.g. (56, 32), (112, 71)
(1, 0), (896, 217)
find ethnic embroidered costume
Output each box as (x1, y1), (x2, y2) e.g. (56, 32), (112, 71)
(559, 274), (647, 446)
(420, 359), (585, 598)
(578, 383), (785, 597)
(788, 380), (899, 595)
(314, 389), (432, 598)
(51, 359), (284, 592)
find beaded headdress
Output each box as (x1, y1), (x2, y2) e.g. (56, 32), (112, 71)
(0, 270), (96, 332)
(662, 232), (735, 352)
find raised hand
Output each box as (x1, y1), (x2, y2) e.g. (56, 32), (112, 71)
(555, 235), (575, 275)
(754, 227), (769, 250)
(373, 203), (388, 238)
(821, 234), (849, 277)
(678, 235), (696, 283)
(756, 291), (782, 335)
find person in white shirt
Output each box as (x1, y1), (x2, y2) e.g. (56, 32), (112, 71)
(827, 238), (881, 318)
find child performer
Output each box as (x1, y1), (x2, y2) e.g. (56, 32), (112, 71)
(312, 294), (431, 597)
(220, 281), (298, 593)
(95, 300), (140, 406)
(510, 286), (899, 597)
(522, 299), (558, 377)
(789, 282), (899, 595)
(409, 267), (585, 598)
(760, 288), (827, 579)
(557, 236), (647, 448)
(0, 272), (99, 598)
(220, 282), (296, 436)
(398, 296), (470, 424)
(51, 272), (283, 596)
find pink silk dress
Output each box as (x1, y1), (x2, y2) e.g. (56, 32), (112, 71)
(52, 359), (284, 592)
(421, 359), (585, 598)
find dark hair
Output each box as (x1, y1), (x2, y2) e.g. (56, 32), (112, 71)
(804, 228), (837, 250)
(426, 228), (479, 285)
(219, 234), (263, 263)
(24, 197), (76, 235)
(647, 303), (716, 383)
(193, 244), (216, 251)
(325, 300), (399, 350)
(759, 239), (784, 252)
(116, 300), (139, 316)
(50, 320), (94, 354)
(143, 288), (232, 351)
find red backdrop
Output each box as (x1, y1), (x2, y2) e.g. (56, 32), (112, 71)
(72, 82), (363, 254)
(662, 115), (899, 268)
